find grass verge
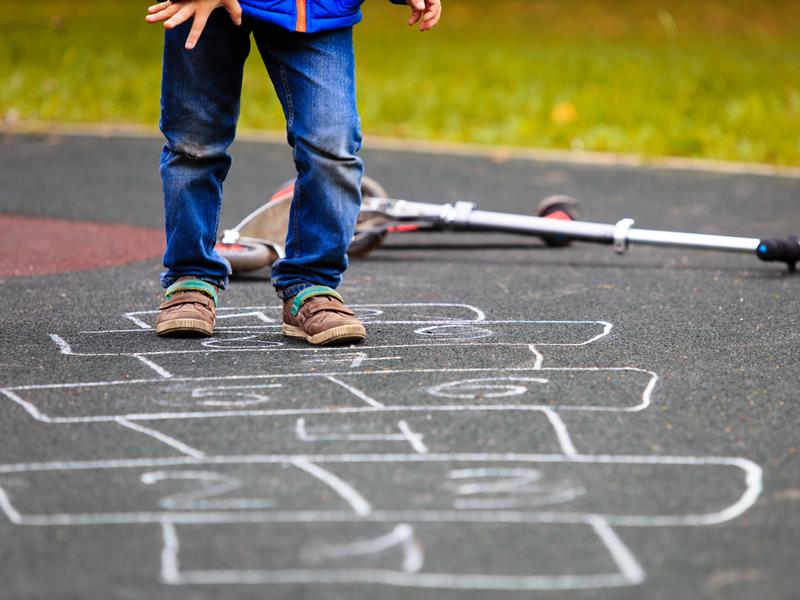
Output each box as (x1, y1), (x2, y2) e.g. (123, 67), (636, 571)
(2, 0), (798, 164)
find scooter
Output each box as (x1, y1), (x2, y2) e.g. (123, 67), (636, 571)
(215, 176), (800, 273)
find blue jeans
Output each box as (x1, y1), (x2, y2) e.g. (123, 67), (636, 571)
(159, 9), (363, 299)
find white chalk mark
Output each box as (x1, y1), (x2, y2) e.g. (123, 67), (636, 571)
(295, 418), (396, 442)
(449, 467), (542, 495)
(0, 389), (54, 423)
(427, 377), (549, 400)
(123, 313), (153, 330)
(447, 467), (584, 509)
(397, 421), (428, 454)
(290, 457), (371, 517)
(141, 471), (273, 510)
(637, 371), (659, 412)
(160, 521), (181, 584)
(114, 417), (204, 458)
(64, 318), (613, 357)
(305, 523), (423, 573)
(0, 487), (22, 524)
(32, 338), (605, 359)
(296, 419), (427, 454)
(48, 334), (73, 355)
(201, 334), (283, 350)
(453, 488), (586, 510)
(540, 408), (578, 456)
(324, 375), (385, 408)
(0, 367), (659, 426)
(303, 353), (402, 369)
(528, 345), (544, 369)
(216, 311), (275, 324)
(170, 569), (633, 590)
(133, 355), (173, 379)
(190, 385), (280, 407)
(414, 325), (494, 341)
(589, 516), (646, 584)
(607, 455), (764, 527)
(569, 321), (613, 346)
(0, 454), (762, 529)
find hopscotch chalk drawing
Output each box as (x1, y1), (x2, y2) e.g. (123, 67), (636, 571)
(0, 303), (761, 591)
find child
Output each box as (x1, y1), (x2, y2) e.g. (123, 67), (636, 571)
(146, 0), (441, 345)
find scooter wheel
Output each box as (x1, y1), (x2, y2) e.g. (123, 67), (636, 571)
(350, 216), (391, 258)
(348, 176), (390, 257)
(536, 195), (580, 247)
(360, 175), (388, 199)
(215, 239), (275, 273)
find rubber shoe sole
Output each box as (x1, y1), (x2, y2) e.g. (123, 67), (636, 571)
(282, 323), (366, 346)
(156, 318), (214, 337)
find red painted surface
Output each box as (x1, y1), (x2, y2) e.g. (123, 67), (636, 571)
(0, 214), (165, 277)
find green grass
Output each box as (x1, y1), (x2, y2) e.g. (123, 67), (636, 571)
(2, 0), (799, 164)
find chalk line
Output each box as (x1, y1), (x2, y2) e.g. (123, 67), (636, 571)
(452, 488), (585, 510)
(123, 313), (153, 330)
(133, 355), (173, 379)
(295, 418), (427, 454)
(0, 487), (21, 524)
(304, 523), (423, 573)
(114, 418), (205, 459)
(540, 408), (578, 457)
(529, 345), (544, 369)
(48, 334), (73, 355)
(290, 457), (372, 517)
(589, 516), (646, 584)
(160, 521), (180, 584)
(167, 568), (632, 590)
(398, 421), (428, 454)
(324, 375), (385, 408)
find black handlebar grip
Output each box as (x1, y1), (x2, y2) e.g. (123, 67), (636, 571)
(756, 236), (800, 272)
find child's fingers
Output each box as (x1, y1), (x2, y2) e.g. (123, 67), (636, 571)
(163, 4), (194, 29)
(223, 0), (243, 26)
(419, 2), (441, 30)
(145, 2), (182, 23)
(408, 8), (422, 25)
(147, 1), (172, 14)
(184, 9), (210, 49)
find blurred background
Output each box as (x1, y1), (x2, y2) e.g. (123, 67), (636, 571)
(1, 0), (798, 165)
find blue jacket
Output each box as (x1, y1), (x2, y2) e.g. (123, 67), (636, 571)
(240, 0), (407, 34)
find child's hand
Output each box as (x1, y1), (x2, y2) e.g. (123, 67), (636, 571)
(145, 0), (242, 50)
(406, 0), (441, 31)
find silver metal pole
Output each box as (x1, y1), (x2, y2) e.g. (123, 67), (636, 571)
(369, 197), (763, 255)
(626, 228), (760, 253)
(363, 196), (797, 271)
(465, 209), (617, 242)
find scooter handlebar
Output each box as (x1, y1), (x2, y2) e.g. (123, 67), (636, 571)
(756, 236), (800, 272)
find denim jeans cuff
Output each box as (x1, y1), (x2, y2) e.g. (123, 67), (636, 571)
(160, 273), (228, 291)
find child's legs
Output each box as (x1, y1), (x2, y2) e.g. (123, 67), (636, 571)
(159, 9), (251, 290)
(253, 25), (364, 299)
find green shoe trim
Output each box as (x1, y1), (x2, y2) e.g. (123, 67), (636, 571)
(290, 285), (344, 317)
(164, 279), (218, 306)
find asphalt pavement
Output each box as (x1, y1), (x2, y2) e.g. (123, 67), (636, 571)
(0, 132), (798, 600)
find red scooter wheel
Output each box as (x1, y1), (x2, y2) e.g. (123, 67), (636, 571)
(536, 195), (580, 247)
(215, 238), (276, 272)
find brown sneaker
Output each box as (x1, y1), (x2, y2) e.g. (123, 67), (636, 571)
(282, 286), (366, 346)
(156, 278), (218, 337)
